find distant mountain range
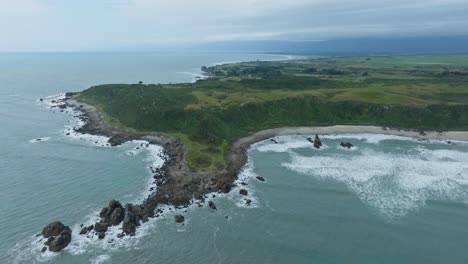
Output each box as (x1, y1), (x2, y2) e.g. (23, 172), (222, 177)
(186, 35), (468, 55)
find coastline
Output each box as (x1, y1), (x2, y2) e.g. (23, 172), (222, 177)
(57, 92), (468, 239)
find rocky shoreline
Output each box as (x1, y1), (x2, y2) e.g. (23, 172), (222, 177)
(39, 92), (252, 252)
(39, 92), (468, 252)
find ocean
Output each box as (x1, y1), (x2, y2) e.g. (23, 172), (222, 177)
(1, 52), (468, 264)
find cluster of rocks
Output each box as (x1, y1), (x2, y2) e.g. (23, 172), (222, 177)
(40, 221), (72, 252)
(307, 135), (356, 150)
(38, 92), (274, 254)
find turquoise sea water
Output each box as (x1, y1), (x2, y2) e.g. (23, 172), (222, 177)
(1, 53), (468, 264)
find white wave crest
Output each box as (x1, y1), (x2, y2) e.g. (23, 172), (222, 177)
(282, 147), (468, 218)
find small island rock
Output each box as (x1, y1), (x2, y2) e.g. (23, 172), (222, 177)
(174, 215), (185, 223)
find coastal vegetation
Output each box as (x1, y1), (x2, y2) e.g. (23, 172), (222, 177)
(77, 55), (468, 172)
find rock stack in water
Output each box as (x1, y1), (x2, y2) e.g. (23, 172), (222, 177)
(340, 142), (354, 149)
(41, 221), (72, 252)
(313, 134), (322, 149)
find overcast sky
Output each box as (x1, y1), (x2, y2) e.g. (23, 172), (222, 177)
(1, 0), (467, 51)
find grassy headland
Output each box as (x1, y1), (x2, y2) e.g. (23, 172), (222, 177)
(77, 55), (468, 172)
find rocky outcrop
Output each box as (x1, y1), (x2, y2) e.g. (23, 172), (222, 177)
(122, 204), (139, 235)
(239, 189), (248, 196)
(99, 200), (125, 226)
(47, 229), (72, 252)
(108, 134), (136, 147)
(340, 142), (354, 149)
(313, 134), (322, 149)
(41, 221), (72, 252)
(208, 201), (217, 210)
(94, 222), (109, 233)
(79, 225), (93, 235)
(42, 221), (70, 238)
(174, 215), (185, 223)
(256, 176), (265, 182)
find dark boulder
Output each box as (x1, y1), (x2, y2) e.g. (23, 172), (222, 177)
(79, 227), (88, 235)
(99, 207), (110, 219)
(122, 204), (139, 235)
(100, 200), (124, 226)
(110, 207), (124, 225)
(47, 229), (72, 252)
(239, 189), (248, 196)
(208, 201), (217, 210)
(270, 138), (278, 144)
(42, 221), (71, 238)
(98, 232), (106, 240)
(79, 225), (94, 235)
(41, 247), (47, 252)
(256, 176), (265, 182)
(174, 215), (185, 223)
(94, 222), (109, 233)
(340, 142), (354, 149)
(246, 199), (252, 206)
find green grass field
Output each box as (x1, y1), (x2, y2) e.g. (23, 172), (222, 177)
(77, 55), (468, 172)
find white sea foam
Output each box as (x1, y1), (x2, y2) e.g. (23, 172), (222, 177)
(282, 147), (468, 219)
(91, 254), (111, 264)
(322, 133), (466, 145)
(28, 137), (50, 143)
(177, 71), (208, 83)
(255, 135), (330, 153)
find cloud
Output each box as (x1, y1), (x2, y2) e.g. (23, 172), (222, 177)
(0, 0), (46, 16)
(0, 0), (467, 51)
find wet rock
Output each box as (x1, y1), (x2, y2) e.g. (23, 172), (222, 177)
(94, 222), (108, 233)
(208, 201), (217, 210)
(110, 207), (124, 225)
(256, 176), (265, 182)
(270, 138), (278, 144)
(239, 189), (248, 196)
(99, 200), (124, 226)
(42, 221), (71, 238)
(47, 229), (72, 252)
(39, 98), (44, 102)
(98, 232), (106, 240)
(108, 134), (134, 147)
(313, 134), (322, 149)
(340, 142), (354, 149)
(246, 199), (252, 206)
(122, 204), (139, 235)
(117, 233), (125, 239)
(174, 215), (185, 223)
(79, 227), (88, 235)
(41, 247), (47, 252)
(80, 225), (93, 235)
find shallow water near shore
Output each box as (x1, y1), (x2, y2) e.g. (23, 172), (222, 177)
(1, 52), (468, 264)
